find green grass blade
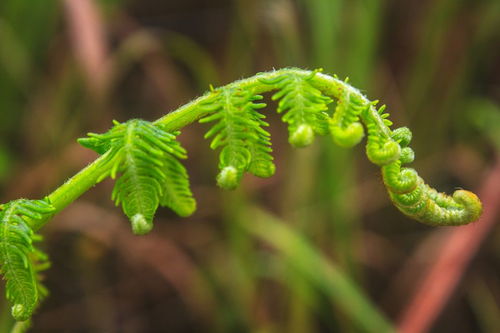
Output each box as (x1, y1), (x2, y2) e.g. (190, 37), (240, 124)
(243, 207), (395, 333)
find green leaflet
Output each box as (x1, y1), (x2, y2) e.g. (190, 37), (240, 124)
(261, 70), (332, 147)
(365, 104), (401, 166)
(79, 120), (195, 234)
(329, 89), (366, 148)
(0, 199), (54, 321)
(199, 88), (275, 189)
(158, 152), (196, 218)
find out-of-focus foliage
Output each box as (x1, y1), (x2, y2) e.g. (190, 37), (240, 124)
(0, 0), (499, 332)
(465, 98), (500, 149)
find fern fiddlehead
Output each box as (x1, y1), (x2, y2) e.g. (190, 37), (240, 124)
(381, 132), (482, 225)
(0, 68), (483, 325)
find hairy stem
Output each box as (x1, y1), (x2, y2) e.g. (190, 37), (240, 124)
(154, 68), (389, 136)
(32, 152), (111, 231)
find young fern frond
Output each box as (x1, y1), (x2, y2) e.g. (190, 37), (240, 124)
(79, 119), (195, 234)
(0, 68), (483, 325)
(199, 88), (275, 189)
(0, 199), (54, 321)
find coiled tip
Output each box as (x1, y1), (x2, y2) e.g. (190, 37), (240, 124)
(367, 140), (401, 166)
(452, 190), (483, 223)
(173, 200), (197, 218)
(131, 214), (153, 235)
(399, 147), (415, 164)
(217, 166), (240, 190)
(330, 122), (365, 148)
(12, 304), (28, 321)
(290, 124), (314, 148)
(250, 162), (276, 178)
(391, 127), (412, 147)
(383, 166), (419, 194)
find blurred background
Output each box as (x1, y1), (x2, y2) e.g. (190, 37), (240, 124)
(0, 0), (499, 332)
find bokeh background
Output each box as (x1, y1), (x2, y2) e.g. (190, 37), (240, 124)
(0, 0), (499, 332)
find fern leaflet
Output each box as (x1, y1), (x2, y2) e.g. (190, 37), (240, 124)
(261, 70), (332, 147)
(79, 120), (195, 234)
(0, 199), (54, 321)
(329, 89), (366, 148)
(199, 88), (275, 189)
(365, 103), (401, 165)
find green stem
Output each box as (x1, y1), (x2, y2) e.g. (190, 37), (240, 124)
(245, 207), (395, 332)
(154, 68), (392, 137)
(32, 152), (110, 231)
